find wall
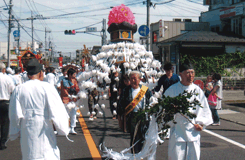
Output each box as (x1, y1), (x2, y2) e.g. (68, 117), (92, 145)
(163, 21), (209, 40)
(200, 9), (221, 29)
(225, 45), (245, 53)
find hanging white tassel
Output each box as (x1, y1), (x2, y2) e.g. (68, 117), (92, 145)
(99, 111), (103, 116)
(113, 102), (117, 107)
(101, 104), (106, 109)
(76, 112), (80, 116)
(113, 110), (117, 116)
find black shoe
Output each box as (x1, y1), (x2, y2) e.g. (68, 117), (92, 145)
(0, 145), (7, 150)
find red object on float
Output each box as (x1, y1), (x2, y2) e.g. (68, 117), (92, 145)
(58, 57), (63, 67)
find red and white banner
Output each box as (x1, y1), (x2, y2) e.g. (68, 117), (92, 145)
(220, 6), (243, 19)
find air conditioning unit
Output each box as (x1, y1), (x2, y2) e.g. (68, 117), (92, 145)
(173, 18), (181, 22)
(184, 19), (192, 22)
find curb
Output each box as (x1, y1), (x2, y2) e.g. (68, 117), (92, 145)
(220, 117), (245, 126)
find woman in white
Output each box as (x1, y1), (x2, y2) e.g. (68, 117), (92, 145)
(209, 73), (222, 126)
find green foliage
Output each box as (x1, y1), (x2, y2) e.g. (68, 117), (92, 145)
(133, 90), (202, 139)
(180, 52), (245, 77)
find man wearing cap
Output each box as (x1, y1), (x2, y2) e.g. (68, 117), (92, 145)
(0, 62), (15, 150)
(9, 58), (70, 160)
(164, 62), (213, 160)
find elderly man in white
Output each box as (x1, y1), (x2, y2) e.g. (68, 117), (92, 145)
(164, 62), (213, 160)
(9, 59), (70, 160)
(0, 62), (15, 150)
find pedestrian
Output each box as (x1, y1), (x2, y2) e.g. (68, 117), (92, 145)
(0, 62), (15, 150)
(118, 71), (152, 154)
(153, 62), (180, 95)
(88, 90), (95, 120)
(6, 67), (18, 86)
(153, 62), (180, 139)
(109, 71), (120, 119)
(117, 74), (130, 130)
(60, 68), (80, 135)
(8, 58), (70, 159)
(13, 67), (23, 85)
(204, 75), (213, 98)
(164, 62), (213, 160)
(90, 88), (99, 119)
(56, 68), (68, 92)
(44, 67), (57, 86)
(209, 73), (223, 126)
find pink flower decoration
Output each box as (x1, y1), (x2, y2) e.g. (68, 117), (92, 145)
(108, 4), (135, 26)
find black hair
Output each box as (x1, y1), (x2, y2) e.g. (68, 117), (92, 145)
(67, 68), (76, 77)
(163, 62), (173, 71)
(212, 73), (221, 80)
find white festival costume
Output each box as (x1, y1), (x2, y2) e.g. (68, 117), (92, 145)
(9, 79), (70, 160)
(164, 82), (213, 160)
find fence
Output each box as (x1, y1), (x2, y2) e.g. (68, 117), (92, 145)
(195, 77), (245, 91)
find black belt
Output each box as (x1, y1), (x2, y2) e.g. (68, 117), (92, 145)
(0, 100), (9, 102)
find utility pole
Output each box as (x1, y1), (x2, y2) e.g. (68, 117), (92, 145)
(31, 11), (34, 51)
(45, 28), (51, 60)
(7, 0), (13, 68)
(27, 11), (36, 52)
(102, 19), (107, 46)
(17, 22), (20, 55)
(146, 0), (151, 51)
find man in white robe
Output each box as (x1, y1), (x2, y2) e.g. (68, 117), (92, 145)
(9, 59), (70, 160)
(44, 67), (57, 86)
(164, 62), (213, 160)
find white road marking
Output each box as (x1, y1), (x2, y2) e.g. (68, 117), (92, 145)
(204, 129), (245, 149)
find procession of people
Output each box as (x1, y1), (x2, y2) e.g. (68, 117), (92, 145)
(0, 4), (224, 160)
(0, 51), (224, 160)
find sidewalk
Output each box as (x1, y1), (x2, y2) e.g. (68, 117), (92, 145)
(218, 109), (245, 126)
(219, 90), (245, 126)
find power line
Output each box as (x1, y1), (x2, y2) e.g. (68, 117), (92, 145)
(186, 0), (203, 5)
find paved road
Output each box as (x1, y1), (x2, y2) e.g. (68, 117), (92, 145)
(1, 90), (245, 160)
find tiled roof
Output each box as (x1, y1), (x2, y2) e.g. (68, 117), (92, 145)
(158, 31), (245, 44)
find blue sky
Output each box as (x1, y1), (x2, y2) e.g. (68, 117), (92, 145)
(0, 0), (208, 56)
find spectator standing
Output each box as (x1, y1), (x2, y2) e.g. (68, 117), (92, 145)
(9, 59), (70, 160)
(204, 75), (213, 98)
(0, 62), (15, 150)
(209, 73), (223, 126)
(164, 62), (213, 160)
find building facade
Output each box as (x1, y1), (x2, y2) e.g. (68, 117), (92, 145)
(201, 0), (245, 36)
(150, 19), (209, 64)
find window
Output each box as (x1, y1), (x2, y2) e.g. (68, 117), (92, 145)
(232, 17), (242, 35)
(232, 0), (241, 4)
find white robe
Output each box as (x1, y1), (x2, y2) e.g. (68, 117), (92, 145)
(164, 82), (213, 160)
(9, 79), (70, 160)
(44, 73), (57, 86)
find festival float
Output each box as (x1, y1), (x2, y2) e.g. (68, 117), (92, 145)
(17, 50), (42, 72)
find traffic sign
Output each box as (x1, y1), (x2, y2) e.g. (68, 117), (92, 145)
(13, 30), (20, 37)
(86, 27), (97, 32)
(138, 25), (149, 37)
